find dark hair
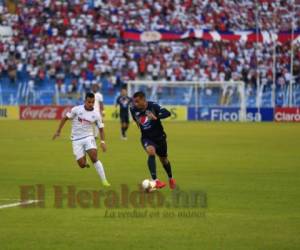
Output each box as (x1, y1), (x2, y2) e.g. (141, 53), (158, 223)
(121, 84), (127, 90)
(133, 91), (145, 99)
(85, 92), (95, 100)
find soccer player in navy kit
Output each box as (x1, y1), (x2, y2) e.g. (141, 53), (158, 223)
(116, 87), (132, 139)
(130, 91), (176, 189)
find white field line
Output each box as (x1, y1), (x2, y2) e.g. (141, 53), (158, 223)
(0, 198), (20, 201)
(0, 200), (40, 209)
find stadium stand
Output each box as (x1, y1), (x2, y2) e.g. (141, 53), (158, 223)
(0, 0), (300, 106)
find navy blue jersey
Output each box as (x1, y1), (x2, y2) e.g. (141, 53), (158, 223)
(116, 95), (132, 114)
(130, 102), (171, 139)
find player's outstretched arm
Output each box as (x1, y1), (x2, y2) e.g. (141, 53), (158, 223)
(100, 101), (105, 117)
(152, 104), (171, 120)
(114, 100), (118, 112)
(53, 116), (69, 140)
(158, 107), (171, 119)
(98, 127), (107, 152)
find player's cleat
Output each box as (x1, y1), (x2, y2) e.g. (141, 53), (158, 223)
(102, 180), (111, 187)
(121, 136), (128, 140)
(169, 178), (176, 189)
(155, 179), (166, 189)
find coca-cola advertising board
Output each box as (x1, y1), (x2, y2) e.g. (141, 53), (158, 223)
(20, 106), (72, 120)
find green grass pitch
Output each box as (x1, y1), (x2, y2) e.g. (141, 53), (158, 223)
(0, 120), (300, 250)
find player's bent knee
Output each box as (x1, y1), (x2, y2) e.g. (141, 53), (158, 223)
(146, 146), (156, 156)
(77, 157), (87, 168)
(78, 161), (86, 168)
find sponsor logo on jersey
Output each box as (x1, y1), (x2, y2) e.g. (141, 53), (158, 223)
(78, 117), (92, 124)
(139, 115), (149, 125)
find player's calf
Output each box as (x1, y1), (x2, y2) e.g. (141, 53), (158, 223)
(159, 156), (169, 165)
(86, 149), (110, 187)
(159, 156), (175, 189)
(144, 145), (160, 182)
(159, 156), (173, 178)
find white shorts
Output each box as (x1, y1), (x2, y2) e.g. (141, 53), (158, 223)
(72, 136), (97, 160)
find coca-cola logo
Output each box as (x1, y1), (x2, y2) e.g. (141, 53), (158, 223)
(21, 107), (57, 119)
(20, 106), (73, 120)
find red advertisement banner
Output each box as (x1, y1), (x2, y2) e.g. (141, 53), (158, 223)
(20, 106), (72, 120)
(275, 107), (300, 122)
(122, 29), (300, 43)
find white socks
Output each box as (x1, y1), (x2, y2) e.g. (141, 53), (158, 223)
(93, 160), (107, 181)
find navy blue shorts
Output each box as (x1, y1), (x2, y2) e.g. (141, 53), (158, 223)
(120, 112), (129, 123)
(141, 136), (168, 157)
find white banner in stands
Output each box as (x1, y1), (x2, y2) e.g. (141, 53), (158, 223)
(0, 26), (13, 38)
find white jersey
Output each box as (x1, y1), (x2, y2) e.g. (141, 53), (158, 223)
(93, 92), (103, 113)
(66, 105), (104, 141)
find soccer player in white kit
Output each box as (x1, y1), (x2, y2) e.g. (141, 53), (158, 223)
(92, 83), (104, 138)
(53, 92), (110, 187)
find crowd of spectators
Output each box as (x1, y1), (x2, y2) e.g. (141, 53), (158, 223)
(0, 0), (299, 96)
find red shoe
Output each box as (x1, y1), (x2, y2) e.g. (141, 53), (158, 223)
(155, 179), (166, 189)
(169, 178), (176, 189)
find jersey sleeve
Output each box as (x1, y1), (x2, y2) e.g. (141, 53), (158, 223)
(153, 103), (171, 119)
(130, 107), (137, 122)
(66, 106), (77, 119)
(95, 114), (104, 129)
(98, 93), (104, 102)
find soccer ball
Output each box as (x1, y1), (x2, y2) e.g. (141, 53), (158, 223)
(141, 179), (156, 192)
